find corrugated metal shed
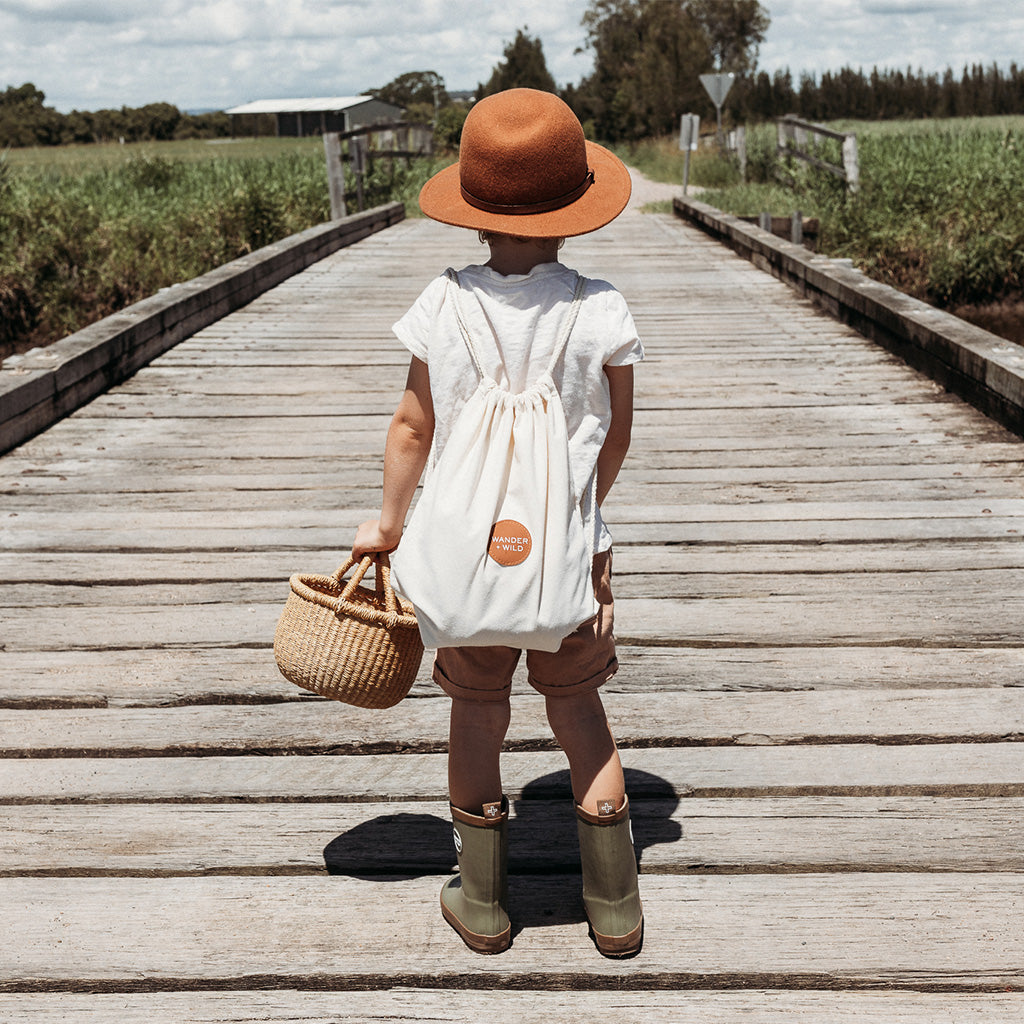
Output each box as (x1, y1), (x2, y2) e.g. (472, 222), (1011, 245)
(225, 96), (373, 115)
(225, 96), (404, 137)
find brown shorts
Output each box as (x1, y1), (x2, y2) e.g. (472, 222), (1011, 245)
(432, 549), (617, 703)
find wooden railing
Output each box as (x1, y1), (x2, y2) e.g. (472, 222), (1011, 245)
(323, 121), (433, 218)
(777, 115), (859, 192)
(0, 204), (405, 454)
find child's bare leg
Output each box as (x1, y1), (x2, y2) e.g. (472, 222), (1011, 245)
(544, 690), (625, 813)
(447, 696), (511, 812)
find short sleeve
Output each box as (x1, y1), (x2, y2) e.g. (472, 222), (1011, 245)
(392, 275), (447, 363)
(602, 288), (644, 367)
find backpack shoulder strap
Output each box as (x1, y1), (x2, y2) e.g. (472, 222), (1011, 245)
(443, 268), (489, 382)
(544, 272), (587, 379)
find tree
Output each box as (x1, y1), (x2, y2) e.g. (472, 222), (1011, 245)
(478, 28), (557, 97)
(689, 0), (769, 75)
(369, 71), (447, 111)
(0, 83), (64, 147)
(575, 1), (717, 141)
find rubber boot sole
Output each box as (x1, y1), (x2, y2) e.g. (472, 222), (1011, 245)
(588, 915), (644, 958)
(440, 894), (512, 954)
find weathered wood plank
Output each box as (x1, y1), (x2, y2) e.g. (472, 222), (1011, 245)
(4, 645), (1022, 709)
(4, 588), (1021, 651)
(5, 479), (1024, 514)
(6, 497), (1023, 531)
(4, 797), (1022, 876)
(5, 990), (1024, 1024)
(5, 541), (1024, 589)
(9, 440), (1022, 477)
(3, 745), (1023, 804)
(2, 689), (1023, 757)
(6, 567), (1024, 614)
(5, 515), (1021, 558)
(1, 874), (1021, 990)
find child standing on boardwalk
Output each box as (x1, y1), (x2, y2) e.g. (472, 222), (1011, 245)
(352, 89), (644, 957)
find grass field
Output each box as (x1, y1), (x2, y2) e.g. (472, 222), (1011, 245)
(0, 136), (445, 359)
(621, 116), (1024, 331)
(3, 136), (327, 170)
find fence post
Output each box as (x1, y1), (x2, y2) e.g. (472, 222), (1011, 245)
(791, 210), (803, 245)
(842, 134), (860, 193)
(323, 132), (346, 220)
(759, 211), (772, 232)
(735, 124), (747, 181)
(679, 113), (699, 195)
(351, 135), (366, 213)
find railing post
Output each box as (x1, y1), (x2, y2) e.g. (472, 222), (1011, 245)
(351, 135), (366, 213)
(735, 124), (747, 181)
(843, 134), (860, 193)
(791, 210), (803, 245)
(323, 132), (346, 220)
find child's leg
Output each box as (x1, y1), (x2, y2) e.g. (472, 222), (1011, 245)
(544, 690), (625, 814)
(547, 689), (642, 957)
(448, 694), (511, 812)
(433, 648), (517, 954)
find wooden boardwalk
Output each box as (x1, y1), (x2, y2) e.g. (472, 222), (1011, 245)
(2, 184), (1024, 1021)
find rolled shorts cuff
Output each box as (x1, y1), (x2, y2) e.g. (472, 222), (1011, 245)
(528, 653), (618, 698)
(432, 656), (516, 703)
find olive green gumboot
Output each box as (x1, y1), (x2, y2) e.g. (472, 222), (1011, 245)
(575, 795), (644, 956)
(440, 797), (511, 954)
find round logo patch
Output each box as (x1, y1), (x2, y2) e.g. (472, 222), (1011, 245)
(488, 520), (532, 566)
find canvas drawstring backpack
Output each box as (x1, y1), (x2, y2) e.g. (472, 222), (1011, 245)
(389, 268), (598, 652)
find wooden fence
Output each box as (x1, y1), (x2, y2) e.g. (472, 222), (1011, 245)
(323, 121), (433, 218)
(777, 115), (859, 192)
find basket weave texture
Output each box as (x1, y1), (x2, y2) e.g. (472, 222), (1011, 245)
(274, 554), (423, 709)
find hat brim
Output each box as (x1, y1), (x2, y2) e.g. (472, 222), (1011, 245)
(418, 140), (632, 238)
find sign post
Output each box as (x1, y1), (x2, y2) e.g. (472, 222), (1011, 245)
(699, 72), (735, 147)
(679, 114), (700, 195)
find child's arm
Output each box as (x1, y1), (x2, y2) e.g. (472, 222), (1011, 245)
(596, 364), (634, 507)
(352, 356), (434, 559)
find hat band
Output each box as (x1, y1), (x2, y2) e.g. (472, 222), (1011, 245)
(460, 169), (595, 216)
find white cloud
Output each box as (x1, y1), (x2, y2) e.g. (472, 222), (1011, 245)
(760, 0), (1024, 75)
(1, 0), (1020, 114)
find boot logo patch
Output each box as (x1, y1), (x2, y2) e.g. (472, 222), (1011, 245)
(452, 827), (463, 854)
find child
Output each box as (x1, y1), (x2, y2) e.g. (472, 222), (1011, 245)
(352, 88), (644, 957)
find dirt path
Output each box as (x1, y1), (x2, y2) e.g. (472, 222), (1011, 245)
(624, 166), (684, 210)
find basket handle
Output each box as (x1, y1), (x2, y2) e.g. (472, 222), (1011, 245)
(333, 553), (400, 615)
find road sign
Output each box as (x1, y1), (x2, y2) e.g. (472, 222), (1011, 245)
(679, 113), (700, 152)
(699, 73), (735, 108)
(699, 72), (735, 143)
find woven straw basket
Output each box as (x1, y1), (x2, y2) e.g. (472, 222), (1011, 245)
(273, 554), (423, 709)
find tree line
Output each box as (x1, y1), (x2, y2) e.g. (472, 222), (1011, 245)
(0, 83), (230, 148)
(740, 63), (1024, 124)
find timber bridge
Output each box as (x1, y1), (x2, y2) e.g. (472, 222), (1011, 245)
(1, 172), (1023, 1021)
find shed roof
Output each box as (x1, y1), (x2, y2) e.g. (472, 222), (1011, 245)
(225, 96), (390, 115)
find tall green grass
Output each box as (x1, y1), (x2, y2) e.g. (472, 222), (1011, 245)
(690, 118), (1024, 309)
(0, 140), (445, 359)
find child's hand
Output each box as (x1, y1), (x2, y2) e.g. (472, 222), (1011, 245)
(352, 519), (402, 561)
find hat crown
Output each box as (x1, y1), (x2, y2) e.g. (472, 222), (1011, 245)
(459, 89), (590, 210)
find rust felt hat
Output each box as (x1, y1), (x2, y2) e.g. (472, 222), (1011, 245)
(419, 88), (631, 238)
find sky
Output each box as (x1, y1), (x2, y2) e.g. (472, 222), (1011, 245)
(2, 0), (1023, 114)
